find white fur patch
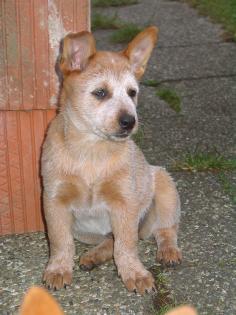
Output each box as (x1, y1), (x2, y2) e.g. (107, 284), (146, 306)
(72, 204), (111, 236)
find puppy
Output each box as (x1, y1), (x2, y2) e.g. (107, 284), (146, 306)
(42, 26), (182, 295)
(20, 287), (197, 315)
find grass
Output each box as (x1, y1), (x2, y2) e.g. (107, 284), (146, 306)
(142, 79), (161, 87)
(92, 0), (139, 7)
(156, 89), (182, 113)
(173, 152), (236, 172)
(173, 151), (236, 203)
(156, 305), (174, 315)
(132, 127), (144, 146)
(218, 173), (236, 204)
(91, 13), (143, 45)
(218, 257), (236, 267)
(185, 0), (236, 41)
(149, 265), (175, 315)
(110, 24), (143, 43)
(91, 13), (122, 30)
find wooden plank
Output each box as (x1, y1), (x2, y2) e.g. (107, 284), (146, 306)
(0, 110), (56, 235)
(4, 0), (22, 110)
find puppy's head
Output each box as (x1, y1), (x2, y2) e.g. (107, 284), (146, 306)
(60, 27), (158, 141)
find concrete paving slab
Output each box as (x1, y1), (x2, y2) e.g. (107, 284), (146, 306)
(94, 0), (224, 46)
(138, 77), (236, 166)
(146, 43), (236, 81)
(0, 233), (157, 315)
(167, 172), (236, 315)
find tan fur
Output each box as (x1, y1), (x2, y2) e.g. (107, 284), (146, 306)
(79, 235), (114, 269)
(19, 287), (197, 315)
(19, 287), (64, 315)
(99, 168), (128, 207)
(42, 27), (182, 294)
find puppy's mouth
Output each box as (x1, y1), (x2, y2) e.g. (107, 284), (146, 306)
(113, 131), (130, 139)
(107, 131), (131, 141)
(93, 128), (131, 141)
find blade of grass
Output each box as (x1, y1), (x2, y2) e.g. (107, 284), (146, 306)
(173, 153), (236, 172)
(184, 0), (236, 41)
(156, 88), (181, 113)
(91, 13), (122, 31)
(110, 24), (143, 43)
(92, 0), (139, 7)
(141, 79), (161, 87)
(132, 127), (144, 146)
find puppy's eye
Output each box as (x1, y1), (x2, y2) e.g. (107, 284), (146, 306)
(92, 88), (108, 100)
(128, 89), (137, 98)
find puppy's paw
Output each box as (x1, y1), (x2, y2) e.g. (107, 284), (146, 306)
(123, 270), (156, 295)
(157, 246), (182, 267)
(79, 253), (98, 271)
(43, 268), (72, 290)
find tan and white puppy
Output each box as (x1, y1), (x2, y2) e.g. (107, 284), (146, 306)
(42, 27), (182, 295)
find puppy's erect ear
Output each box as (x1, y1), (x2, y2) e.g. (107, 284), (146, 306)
(165, 306), (198, 315)
(124, 26), (158, 79)
(19, 287), (64, 315)
(60, 31), (96, 75)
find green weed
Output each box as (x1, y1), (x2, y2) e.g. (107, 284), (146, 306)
(132, 127), (144, 146)
(156, 89), (181, 113)
(110, 24), (143, 43)
(92, 0), (138, 7)
(91, 13), (122, 30)
(149, 265), (175, 314)
(173, 153), (236, 172)
(185, 0), (236, 41)
(142, 79), (161, 87)
(156, 305), (174, 315)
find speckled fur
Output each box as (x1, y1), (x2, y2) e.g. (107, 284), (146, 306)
(42, 27), (182, 294)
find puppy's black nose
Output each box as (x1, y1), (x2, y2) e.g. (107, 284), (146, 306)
(119, 113), (136, 131)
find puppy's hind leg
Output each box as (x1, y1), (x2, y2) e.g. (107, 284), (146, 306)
(79, 234), (114, 271)
(151, 167), (182, 266)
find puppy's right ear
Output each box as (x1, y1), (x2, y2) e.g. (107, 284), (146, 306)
(165, 306), (198, 315)
(19, 287), (64, 315)
(60, 31), (96, 75)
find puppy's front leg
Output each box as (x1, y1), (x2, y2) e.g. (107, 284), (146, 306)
(43, 196), (75, 290)
(110, 209), (155, 294)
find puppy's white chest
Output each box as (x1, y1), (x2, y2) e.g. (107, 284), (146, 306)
(72, 205), (111, 236)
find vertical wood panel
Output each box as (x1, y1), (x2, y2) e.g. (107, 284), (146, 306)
(61, 0), (74, 31)
(6, 111), (25, 233)
(20, 111), (36, 231)
(0, 110), (56, 235)
(0, 112), (12, 234)
(34, 0), (50, 109)
(0, 1), (8, 109)
(48, 0), (63, 108)
(18, 0), (35, 110)
(4, 0), (22, 110)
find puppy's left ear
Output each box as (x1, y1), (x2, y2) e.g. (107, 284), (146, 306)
(19, 287), (64, 315)
(60, 31), (96, 76)
(124, 26), (158, 79)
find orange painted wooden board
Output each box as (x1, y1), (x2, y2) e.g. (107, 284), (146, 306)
(0, 0), (90, 110)
(0, 0), (89, 235)
(0, 110), (56, 235)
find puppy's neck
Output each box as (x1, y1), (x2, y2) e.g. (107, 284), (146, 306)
(61, 107), (128, 162)
(59, 108), (129, 183)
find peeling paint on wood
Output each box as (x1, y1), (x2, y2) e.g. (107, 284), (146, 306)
(0, 0), (90, 110)
(0, 0), (90, 235)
